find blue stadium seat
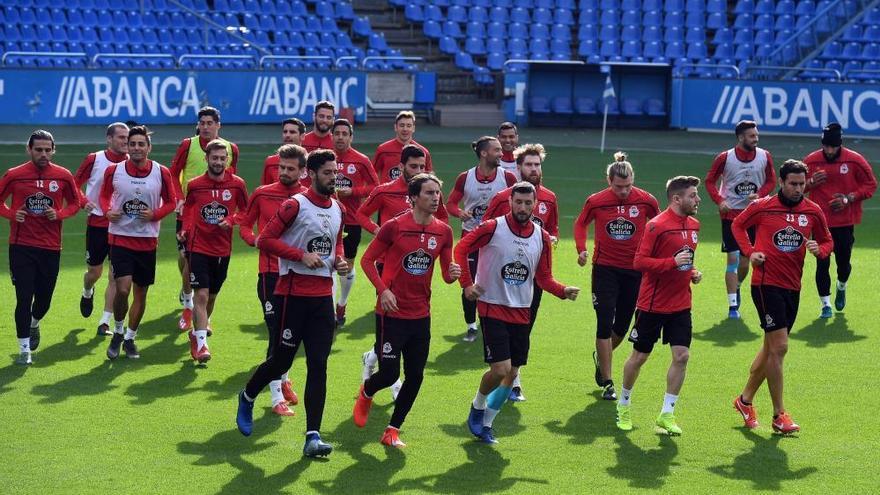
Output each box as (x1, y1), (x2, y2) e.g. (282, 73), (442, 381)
(707, 12), (725, 29)
(552, 23), (572, 41)
(465, 36), (486, 54)
(424, 4), (442, 21)
(707, 0), (726, 13)
(621, 9), (640, 25)
(510, 7), (529, 23)
(443, 21), (463, 38)
(664, 0), (684, 12)
(490, 6), (508, 22)
(469, 6), (489, 22)
(754, 29), (773, 45)
(467, 21), (485, 38)
(489, 21), (508, 38)
(579, 7), (599, 24)
(455, 51), (475, 70)
(578, 38), (598, 56)
(686, 41), (707, 59)
(487, 37), (505, 53)
(600, 39), (620, 57)
(714, 43), (734, 59)
(353, 17), (372, 36)
(509, 38), (527, 53)
(860, 42), (880, 60)
(575, 96), (597, 114)
(622, 98), (643, 115)
(530, 96), (551, 114)
(555, 9), (575, 25)
(712, 27), (733, 44)
(841, 41), (861, 59)
(552, 96), (574, 114)
(754, 0), (773, 15)
(643, 10), (662, 27)
(487, 51), (505, 70)
(424, 20), (442, 39)
(579, 24), (598, 40)
(665, 40), (685, 58)
(842, 24), (862, 42)
(643, 0), (662, 10)
(685, 0), (704, 13)
(622, 40), (641, 58)
(664, 11), (684, 28)
(733, 14), (753, 29)
(774, 14), (794, 31)
(843, 60), (861, 78)
(775, 0), (795, 15)
(439, 35), (458, 54)
(645, 98), (667, 116)
(864, 25), (880, 43)
(621, 0), (640, 9)
(448, 5), (467, 22)
(644, 40), (663, 59)
(774, 29), (793, 45)
(734, 43), (753, 59)
(665, 26), (683, 43)
(530, 38), (549, 54)
(686, 26), (705, 42)
(866, 7), (880, 24)
(600, 8), (620, 24)
(686, 13), (705, 28)
(600, 25), (619, 41)
(621, 25), (640, 42)
(753, 13), (773, 30)
(531, 23), (550, 38)
(734, 29), (754, 45)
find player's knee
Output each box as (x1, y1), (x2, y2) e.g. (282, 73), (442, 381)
(672, 347), (690, 366)
(726, 251), (740, 273)
(87, 265), (103, 278)
(629, 351), (650, 366)
(490, 362), (511, 379)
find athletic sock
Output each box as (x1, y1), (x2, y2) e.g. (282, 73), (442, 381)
(30, 317), (40, 328)
(365, 349), (378, 368)
(269, 379), (284, 406)
(114, 320), (125, 334)
(487, 385), (510, 410)
(661, 393), (678, 414)
(820, 295), (831, 307)
(837, 280), (847, 291)
(467, 322), (477, 331)
(99, 311), (113, 325)
(82, 287), (94, 298)
(483, 407), (501, 427)
(194, 329), (208, 348)
(512, 373), (521, 388)
(472, 390), (488, 410)
(182, 291), (194, 310)
(619, 387), (633, 406)
(339, 267), (355, 306)
(281, 371), (290, 383)
(18, 338), (30, 353)
(727, 293), (738, 308)
(124, 327), (137, 340)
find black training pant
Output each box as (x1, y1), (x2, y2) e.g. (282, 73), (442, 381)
(9, 245), (60, 338)
(815, 225), (854, 297)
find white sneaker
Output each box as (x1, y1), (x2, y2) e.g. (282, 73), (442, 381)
(361, 350), (376, 381)
(391, 379), (403, 401)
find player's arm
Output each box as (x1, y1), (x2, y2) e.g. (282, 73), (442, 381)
(573, 198), (594, 258)
(0, 170), (16, 219)
(852, 157), (877, 202)
(359, 221), (395, 292)
(148, 166), (179, 222)
(73, 154), (96, 208)
(633, 224), (678, 273)
(444, 172), (468, 219)
(335, 203), (347, 259)
(705, 152), (727, 206)
(56, 173), (83, 220)
(548, 198), (560, 239)
(439, 225), (459, 283)
(169, 139), (190, 200)
(257, 198), (306, 261)
(758, 151), (777, 197)
(228, 143), (240, 174)
(503, 170), (518, 186)
(260, 156), (272, 186)
(425, 148), (434, 172)
(238, 190), (260, 246)
(731, 202), (760, 257)
(231, 181), (249, 225)
(99, 165), (118, 217)
(811, 208), (835, 259)
(352, 160), (379, 198)
(356, 191), (382, 234)
(454, 219), (496, 288)
(534, 230), (570, 298)
(179, 182), (198, 236)
(483, 192), (504, 220)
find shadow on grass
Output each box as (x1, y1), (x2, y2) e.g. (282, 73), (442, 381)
(31, 359), (129, 403)
(789, 315), (865, 348)
(336, 311), (376, 342)
(125, 361), (199, 405)
(693, 318), (759, 348)
(708, 428), (818, 490)
(606, 432), (680, 489)
(203, 369), (256, 402)
(30, 328), (103, 367)
(545, 391), (618, 445)
(428, 335), (484, 377)
(0, 361), (29, 396)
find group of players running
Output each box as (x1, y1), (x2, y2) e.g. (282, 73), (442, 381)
(1, 103), (875, 457)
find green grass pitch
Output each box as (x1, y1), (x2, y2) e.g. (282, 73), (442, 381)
(0, 127), (876, 494)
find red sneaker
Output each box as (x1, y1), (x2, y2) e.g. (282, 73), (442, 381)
(335, 303), (347, 328)
(281, 380), (299, 406)
(772, 412), (800, 435)
(733, 396), (759, 429)
(272, 401), (295, 417)
(352, 384), (372, 428)
(380, 427), (406, 448)
(195, 344), (211, 364)
(188, 331), (199, 361)
(178, 308), (193, 331)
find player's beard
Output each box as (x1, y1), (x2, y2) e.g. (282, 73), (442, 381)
(316, 179), (335, 196)
(316, 123), (331, 134)
(513, 211), (531, 224)
(525, 173), (541, 186)
(279, 175), (294, 186)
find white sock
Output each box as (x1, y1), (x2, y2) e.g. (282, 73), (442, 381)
(100, 311), (113, 325)
(483, 407), (500, 427)
(661, 393), (678, 414)
(619, 387), (633, 406)
(331, 273), (339, 306)
(727, 293), (738, 307)
(281, 372), (290, 383)
(339, 268), (355, 306)
(365, 349), (378, 368)
(182, 290), (194, 310)
(30, 317), (40, 328)
(820, 295), (831, 307)
(837, 280), (847, 290)
(473, 391), (488, 410)
(18, 338), (30, 353)
(242, 390), (255, 402)
(467, 322), (477, 331)
(114, 320), (125, 334)
(269, 379), (284, 406)
(82, 287), (94, 298)
(124, 327), (137, 340)
(512, 373), (521, 388)
(194, 329), (208, 348)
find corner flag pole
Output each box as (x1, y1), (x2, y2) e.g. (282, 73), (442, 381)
(600, 102), (609, 154)
(600, 73), (615, 154)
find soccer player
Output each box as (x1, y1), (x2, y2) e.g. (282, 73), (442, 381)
(615, 176), (702, 436)
(330, 118), (378, 327)
(371, 110), (434, 183)
(0, 130), (82, 365)
(351, 173), (461, 448)
(301, 100), (335, 152)
(458, 182), (579, 443)
(260, 118), (306, 186)
(170, 106), (239, 331)
(496, 122), (520, 179)
(706, 120), (776, 319)
(803, 123), (877, 317)
(177, 140), (248, 363)
(574, 152), (660, 401)
(446, 136), (518, 342)
(732, 160), (833, 434)
(236, 149), (349, 458)
(241, 144), (308, 415)
(100, 126), (177, 360)
(75, 122), (128, 336)
(483, 143), (559, 402)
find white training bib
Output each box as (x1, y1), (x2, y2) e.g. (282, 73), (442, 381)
(461, 166), (509, 231)
(476, 216), (544, 308)
(720, 147), (769, 210)
(85, 150), (125, 217)
(499, 158), (520, 181)
(108, 161), (163, 238)
(278, 193), (343, 278)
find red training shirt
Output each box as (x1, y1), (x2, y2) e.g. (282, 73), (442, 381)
(633, 208), (700, 314)
(371, 138), (434, 184)
(240, 181), (307, 273)
(74, 149), (128, 227)
(484, 184), (560, 238)
(356, 175), (449, 234)
(301, 131), (333, 152)
(261, 154), (313, 188)
(803, 147), (877, 228)
(180, 172), (249, 257)
(334, 146), (379, 226)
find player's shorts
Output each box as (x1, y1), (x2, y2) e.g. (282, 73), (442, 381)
(189, 252), (230, 294)
(9, 244), (60, 287)
(480, 316), (531, 367)
(342, 224), (362, 259)
(721, 219), (756, 253)
(376, 314), (431, 361)
(176, 218), (185, 252)
(110, 246), (157, 287)
(592, 264), (642, 339)
(85, 225), (110, 267)
(628, 309), (692, 354)
(751, 285), (800, 333)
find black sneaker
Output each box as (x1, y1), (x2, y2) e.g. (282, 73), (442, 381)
(107, 333), (124, 360)
(80, 294), (94, 318)
(123, 339), (140, 359)
(29, 324), (40, 351)
(96, 323), (112, 336)
(835, 287), (846, 311)
(462, 328), (478, 343)
(592, 351), (602, 387)
(602, 380), (617, 401)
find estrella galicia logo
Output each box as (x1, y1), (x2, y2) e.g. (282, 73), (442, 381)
(335, 174), (353, 189)
(501, 260), (529, 286)
(472, 204), (488, 222)
(675, 246), (695, 271)
(403, 248), (433, 276)
(735, 181), (758, 197)
(307, 234), (332, 258)
(200, 201), (228, 225)
(389, 166), (402, 181)
(773, 226), (804, 252)
(606, 217), (636, 240)
(122, 198), (149, 218)
(25, 192), (53, 214)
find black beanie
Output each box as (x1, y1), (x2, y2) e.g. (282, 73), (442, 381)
(822, 123), (842, 147)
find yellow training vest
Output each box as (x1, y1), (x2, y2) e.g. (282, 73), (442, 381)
(180, 136), (234, 195)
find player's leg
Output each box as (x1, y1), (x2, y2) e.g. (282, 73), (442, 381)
(258, 273), (295, 413)
(336, 225), (361, 327)
(593, 265), (620, 394)
(81, 225), (114, 331)
(355, 315), (404, 427)
(10, 246), (38, 363)
(177, 219), (194, 328)
(30, 248), (60, 347)
(815, 242), (834, 318)
(97, 265), (117, 335)
(383, 317), (430, 447)
(721, 220), (743, 318)
(468, 317), (512, 442)
(832, 226), (854, 311)
(190, 288), (212, 362)
(617, 311), (660, 431)
(482, 321), (530, 440)
(108, 269), (133, 360)
(656, 311), (692, 435)
(461, 249), (479, 342)
(361, 263), (384, 380)
(510, 286), (542, 402)
(300, 296), (336, 456)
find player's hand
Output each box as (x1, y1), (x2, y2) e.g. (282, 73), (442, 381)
(459, 209), (473, 222)
(335, 187), (352, 197)
(334, 256), (350, 275)
(464, 284), (484, 301)
(829, 193), (849, 211)
(448, 262), (461, 281)
(563, 286), (580, 300)
(811, 170), (828, 186)
(176, 230), (187, 243)
(379, 289), (399, 313)
(175, 199), (184, 215)
(577, 250), (589, 267)
(805, 239), (820, 256)
(674, 251), (693, 267)
(84, 201), (97, 213)
(550, 236), (559, 247)
(747, 193), (759, 201)
(44, 207), (58, 221)
(14, 209), (26, 222)
(139, 209), (155, 222)
(217, 218), (232, 230)
(301, 252), (324, 269)
(749, 252), (766, 266)
(106, 210), (122, 222)
(718, 201), (731, 214)
(691, 270), (703, 284)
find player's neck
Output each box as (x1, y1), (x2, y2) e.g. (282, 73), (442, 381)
(477, 162), (496, 176)
(669, 205), (689, 218)
(411, 208), (433, 225)
(335, 146), (350, 156)
(208, 171), (225, 182)
(313, 130), (329, 138)
(130, 158), (149, 169)
(396, 136), (412, 146)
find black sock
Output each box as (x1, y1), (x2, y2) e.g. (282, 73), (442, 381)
(739, 395), (751, 406)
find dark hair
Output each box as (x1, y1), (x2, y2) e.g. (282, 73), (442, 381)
(331, 118), (353, 134)
(497, 121), (518, 135)
(106, 122), (129, 137)
(314, 100), (335, 115)
(127, 125), (152, 145)
(198, 106), (221, 123)
(395, 110), (415, 123)
(282, 118), (305, 134)
(306, 149), (336, 172)
(735, 120), (757, 136)
(205, 139), (228, 157)
(780, 159), (809, 180)
(400, 144), (426, 165)
(277, 144), (307, 167)
(510, 181), (537, 198)
(472, 136), (498, 159)
(407, 173), (443, 199)
(666, 176), (701, 200)
(27, 129), (55, 148)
